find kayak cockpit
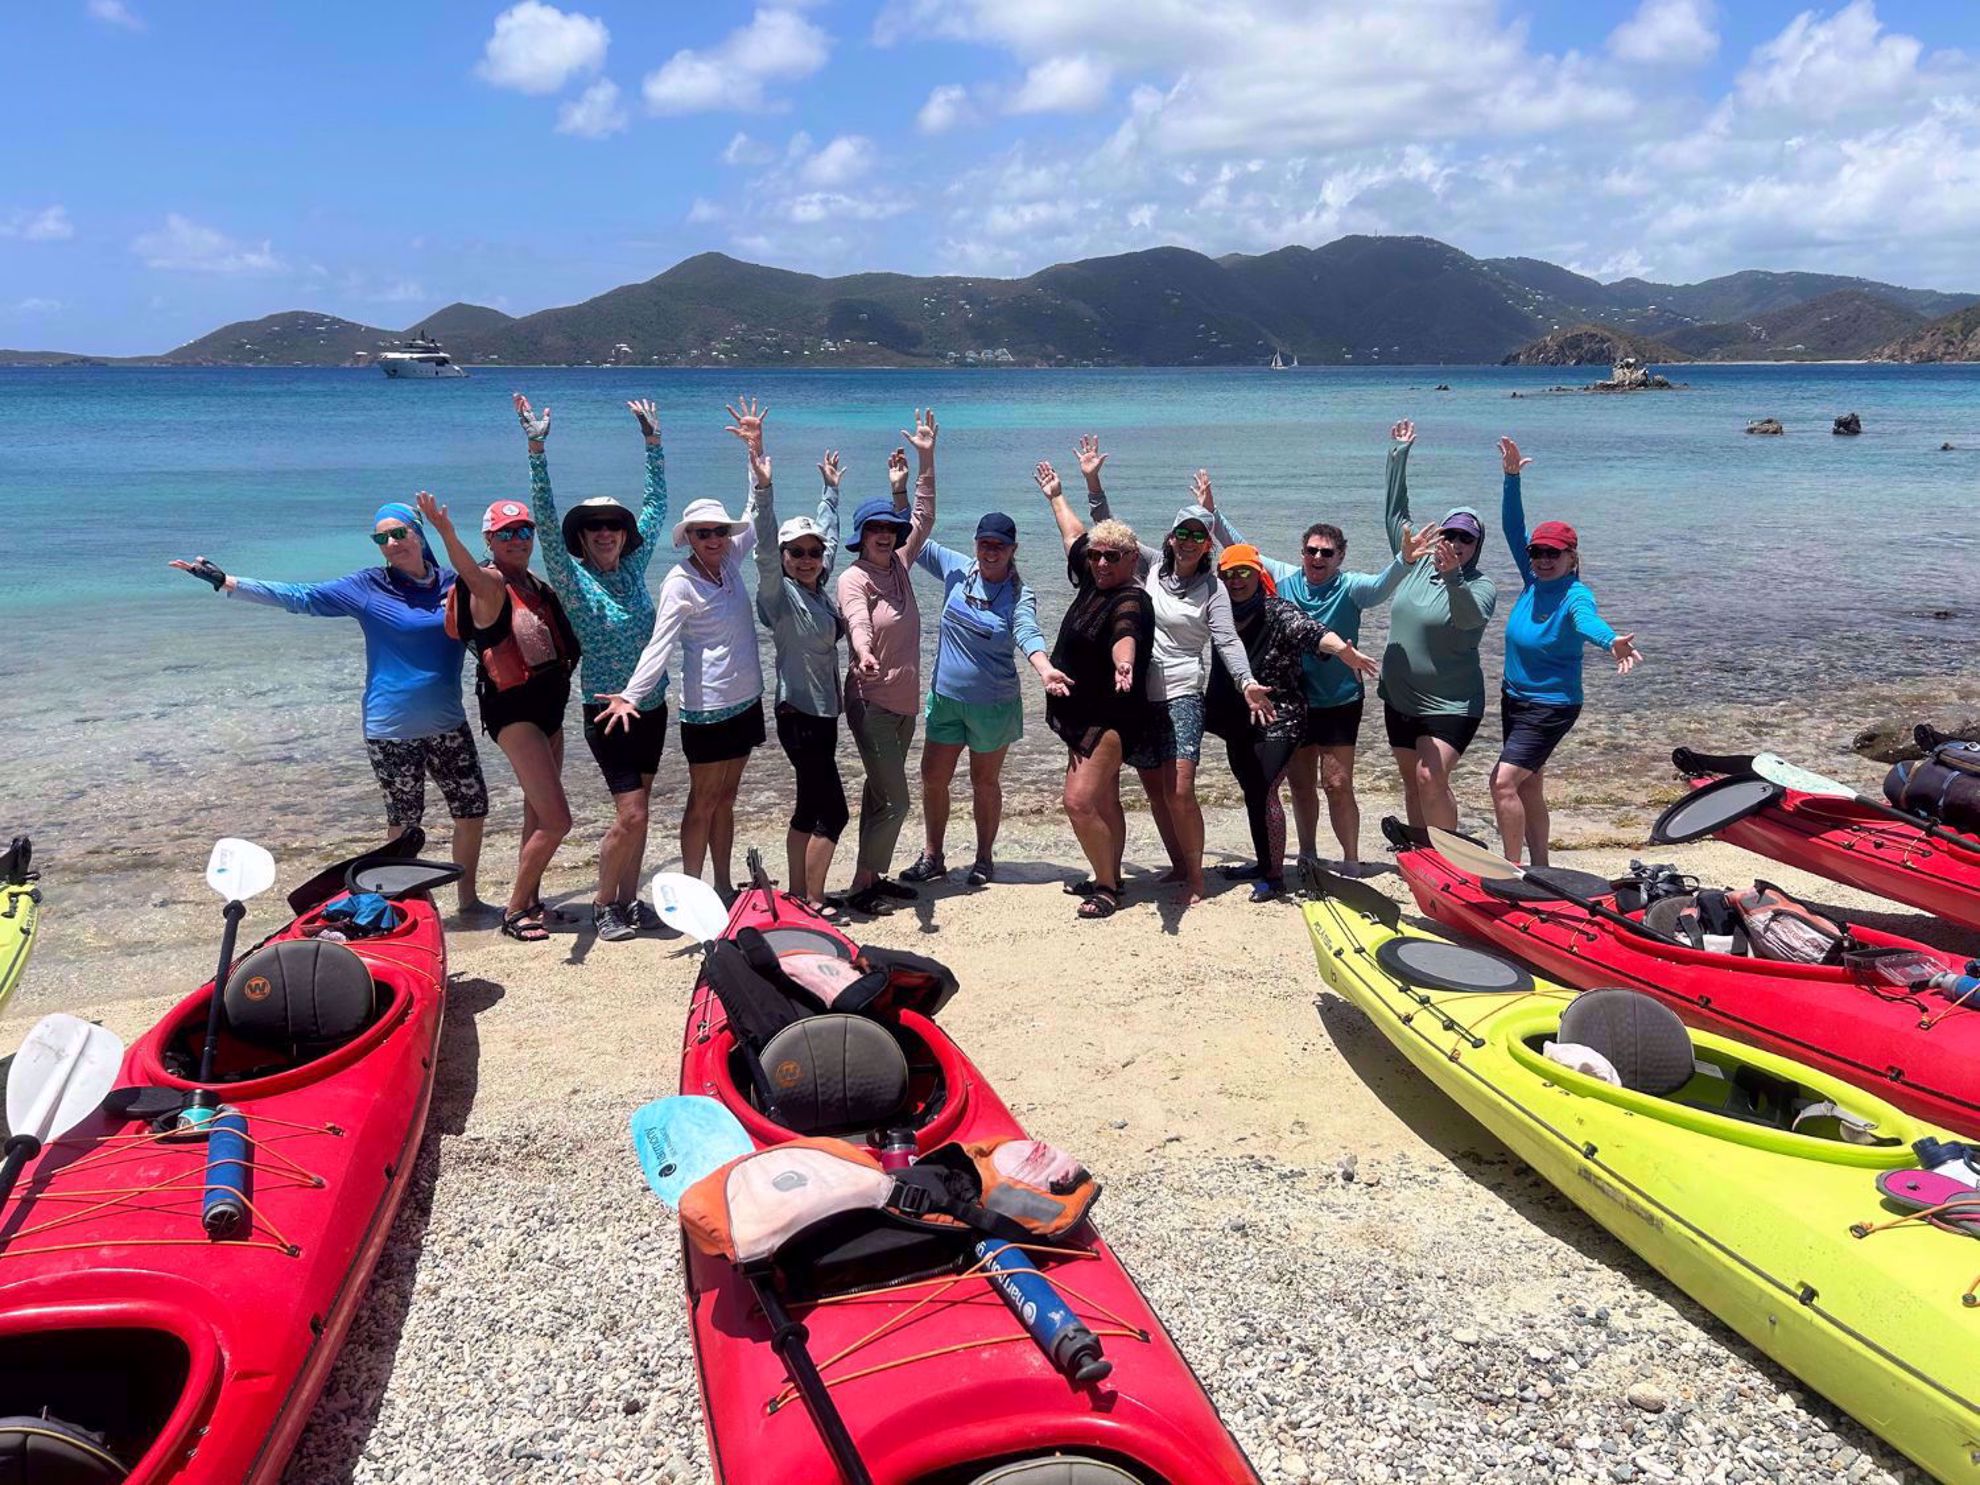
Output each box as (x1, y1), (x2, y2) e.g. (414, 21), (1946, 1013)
(135, 935), (410, 1095)
(0, 1326), (190, 1482)
(1507, 989), (1914, 1162)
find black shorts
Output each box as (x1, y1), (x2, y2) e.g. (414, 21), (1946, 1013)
(1383, 701), (1482, 757)
(477, 669), (571, 741)
(583, 699), (668, 796)
(1301, 697), (1366, 750)
(1498, 689), (1583, 771)
(681, 699), (766, 766)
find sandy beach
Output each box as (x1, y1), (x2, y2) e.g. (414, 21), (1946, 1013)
(9, 772), (1969, 1484)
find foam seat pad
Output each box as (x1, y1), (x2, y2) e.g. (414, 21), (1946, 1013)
(224, 938), (377, 1051)
(966, 1461), (1143, 1485)
(1642, 893), (1698, 940)
(758, 1014), (909, 1134)
(1558, 988), (1694, 1096)
(0, 1415), (129, 1485)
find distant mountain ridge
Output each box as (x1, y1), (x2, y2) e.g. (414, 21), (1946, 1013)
(10, 236), (1979, 367)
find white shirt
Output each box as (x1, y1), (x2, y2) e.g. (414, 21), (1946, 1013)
(620, 533), (763, 714)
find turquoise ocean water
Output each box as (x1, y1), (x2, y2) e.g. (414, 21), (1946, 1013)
(8, 362), (1980, 909)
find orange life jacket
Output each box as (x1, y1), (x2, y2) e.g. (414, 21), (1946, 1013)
(446, 568), (580, 692)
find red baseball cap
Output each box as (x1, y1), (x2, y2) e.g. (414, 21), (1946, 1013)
(483, 500), (533, 534)
(1530, 519), (1578, 549)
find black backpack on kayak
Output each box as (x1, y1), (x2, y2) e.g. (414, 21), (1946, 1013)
(1885, 732), (1980, 837)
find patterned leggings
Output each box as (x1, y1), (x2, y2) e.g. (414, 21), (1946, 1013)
(1225, 733), (1299, 880)
(364, 723), (491, 828)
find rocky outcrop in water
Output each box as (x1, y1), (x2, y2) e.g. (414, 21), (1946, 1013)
(1833, 412), (1862, 435)
(1852, 717), (1980, 763)
(1745, 418), (1784, 435)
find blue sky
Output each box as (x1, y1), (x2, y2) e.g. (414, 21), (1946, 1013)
(5, 0), (1979, 354)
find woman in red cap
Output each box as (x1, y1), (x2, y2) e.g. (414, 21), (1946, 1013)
(1208, 546), (1379, 901)
(1494, 436), (1641, 865)
(417, 490), (580, 940)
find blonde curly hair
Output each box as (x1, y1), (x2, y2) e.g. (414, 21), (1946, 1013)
(1087, 518), (1138, 555)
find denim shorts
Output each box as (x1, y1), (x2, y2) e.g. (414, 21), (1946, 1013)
(1124, 693), (1207, 770)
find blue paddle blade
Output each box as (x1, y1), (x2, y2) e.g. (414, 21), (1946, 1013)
(632, 1095), (753, 1210)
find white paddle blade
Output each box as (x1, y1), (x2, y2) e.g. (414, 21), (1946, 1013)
(205, 838), (277, 904)
(7, 1013), (125, 1144)
(1427, 827), (1524, 883)
(1750, 753), (1856, 801)
(650, 872), (730, 943)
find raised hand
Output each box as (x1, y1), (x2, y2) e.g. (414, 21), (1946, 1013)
(514, 392), (550, 444)
(725, 396), (768, 455)
(903, 408), (938, 466)
(1191, 468), (1215, 512)
(1498, 435), (1531, 475)
(413, 489), (452, 533)
(1034, 461), (1064, 501)
(1391, 419), (1416, 447)
(628, 398), (661, 442)
(1433, 537), (1464, 575)
(888, 448), (910, 493)
(1612, 633), (1642, 676)
(169, 556), (228, 591)
(1076, 434), (1107, 488)
(818, 450), (844, 489)
(1400, 521), (1441, 564)
(749, 450), (773, 488)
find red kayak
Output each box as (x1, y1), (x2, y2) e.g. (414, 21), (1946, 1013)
(1387, 821), (1980, 1137)
(0, 856), (459, 1483)
(1660, 748), (1980, 931)
(676, 867), (1260, 1485)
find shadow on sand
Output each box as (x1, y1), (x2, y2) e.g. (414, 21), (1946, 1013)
(281, 973), (505, 1483)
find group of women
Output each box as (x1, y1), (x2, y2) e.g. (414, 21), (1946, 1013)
(170, 403), (1639, 937)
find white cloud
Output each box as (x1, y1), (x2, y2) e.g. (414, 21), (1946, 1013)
(11, 297), (62, 314)
(0, 206), (74, 242)
(86, 0), (144, 31)
(801, 135), (876, 187)
(721, 131), (777, 165)
(476, 1), (609, 96)
(1608, 0), (1717, 66)
(131, 214), (283, 274)
(1007, 55), (1110, 114)
(917, 83), (971, 134)
(1735, 0), (1943, 119)
(784, 193), (910, 225)
(556, 77), (628, 136)
(643, 8), (830, 114)
(686, 198), (726, 223)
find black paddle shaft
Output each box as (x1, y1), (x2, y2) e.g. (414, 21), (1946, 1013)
(0, 1134), (41, 1213)
(1519, 867), (1680, 948)
(750, 1273), (873, 1485)
(192, 901), (247, 1112)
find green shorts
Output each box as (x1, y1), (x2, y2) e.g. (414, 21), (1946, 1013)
(924, 692), (1024, 753)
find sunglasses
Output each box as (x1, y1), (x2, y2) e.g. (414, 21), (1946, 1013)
(1527, 544), (1568, 560)
(785, 544), (826, 560)
(491, 526), (536, 543)
(1303, 545), (1340, 560)
(1085, 548), (1129, 564)
(688, 526), (731, 540)
(580, 520), (625, 535)
(370, 527), (415, 546)
(1170, 526), (1209, 542)
(1442, 531), (1479, 547)
(1219, 567), (1258, 582)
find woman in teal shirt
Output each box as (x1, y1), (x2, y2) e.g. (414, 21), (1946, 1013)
(1493, 436), (1641, 865)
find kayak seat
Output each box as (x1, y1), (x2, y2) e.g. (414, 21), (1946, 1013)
(757, 1015), (910, 1136)
(1556, 990), (1694, 1096)
(966, 1460), (1143, 1485)
(0, 1415), (128, 1484)
(223, 939), (379, 1061)
(1641, 893), (1695, 941)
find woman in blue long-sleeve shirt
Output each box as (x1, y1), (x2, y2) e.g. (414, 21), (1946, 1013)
(1493, 436), (1642, 866)
(170, 501), (488, 913)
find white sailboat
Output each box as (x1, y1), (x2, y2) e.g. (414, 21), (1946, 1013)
(1269, 350), (1287, 371)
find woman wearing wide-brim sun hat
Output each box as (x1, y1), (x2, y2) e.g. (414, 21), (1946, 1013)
(516, 392), (671, 942)
(598, 399), (769, 902)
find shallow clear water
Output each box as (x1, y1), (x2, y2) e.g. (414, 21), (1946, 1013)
(8, 361), (1979, 903)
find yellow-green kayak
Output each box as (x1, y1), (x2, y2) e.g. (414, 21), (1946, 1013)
(1304, 870), (1980, 1484)
(0, 837), (38, 1012)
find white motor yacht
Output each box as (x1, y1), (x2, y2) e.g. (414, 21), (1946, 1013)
(378, 334), (467, 378)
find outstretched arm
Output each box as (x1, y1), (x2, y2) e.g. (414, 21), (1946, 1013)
(816, 450), (844, 582)
(898, 408), (938, 565)
(723, 396), (770, 563)
(1035, 461), (1086, 556)
(1287, 605), (1379, 681)
(1383, 419), (1416, 557)
(629, 398), (668, 564)
(1498, 436), (1535, 585)
(751, 453), (787, 628)
(1195, 468), (1294, 583)
(596, 576), (690, 727)
(517, 392), (577, 591)
(415, 491), (506, 628)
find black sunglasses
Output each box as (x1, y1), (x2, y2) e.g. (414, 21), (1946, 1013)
(688, 526), (731, 540)
(785, 544), (826, 560)
(580, 520), (625, 534)
(1303, 545), (1340, 560)
(1085, 548), (1129, 564)
(1527, 544), (1567, 560)
(491, 526), (536, 543)
(1442, 531), (1479, 546)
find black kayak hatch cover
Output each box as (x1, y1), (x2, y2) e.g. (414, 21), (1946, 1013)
(1374, 936), (1535, 994)
(1649, 776), (1784, 845)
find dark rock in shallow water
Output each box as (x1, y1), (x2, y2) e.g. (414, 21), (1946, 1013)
(1943, 441), (1958, 451)
(1833, 412), (1862, 435)
(1851, 716), (1980, 763)
(1746, 418), (1785, 435)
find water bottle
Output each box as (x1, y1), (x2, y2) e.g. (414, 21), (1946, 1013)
(1926, 971), (1980, 1003)
(876, 1127), (916, 1173)
(974, 1237), (1113, 1383)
